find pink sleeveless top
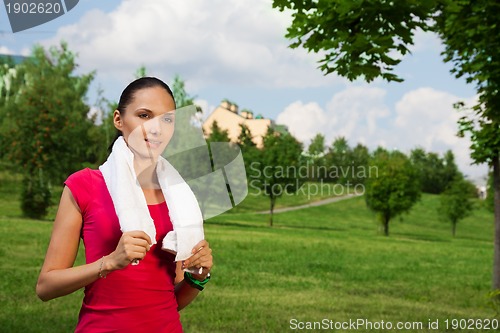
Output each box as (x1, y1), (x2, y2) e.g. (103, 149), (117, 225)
(65, 168), (183, 333)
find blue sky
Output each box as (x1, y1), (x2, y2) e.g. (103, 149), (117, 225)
(0, 0), (487, 182)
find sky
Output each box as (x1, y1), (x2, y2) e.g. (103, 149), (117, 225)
(0, 0), (488, 184)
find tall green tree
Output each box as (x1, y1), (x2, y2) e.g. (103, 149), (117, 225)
(273, 0), (440, 82)
(410, 148), (460, 194)
(304, 133), (326, 182)
(2, 43), (95, 218)
(237, 123), (259, 177)
(171, 74), (200, 110)
(204, 120), (232, 190)
(308, 133), (325, 157)
(487, 172), (495, 213)
(443, 150), (460, 186)
(250, 128), (303, 226)
(325, 136), (352, 184)
(237, 123), (255, 149)
(206, 120), (230, 143)
(351, 143), (370, 185)
(273, 0), (500, 289)
(439, 177), (476, 237)
(365, 150), (421, 236)
(446, 0), (500, 287)
(411, 150), (445, 193)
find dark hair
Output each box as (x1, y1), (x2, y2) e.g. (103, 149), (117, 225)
(117, 76), (175, 114)
(110, 77), (175, 150)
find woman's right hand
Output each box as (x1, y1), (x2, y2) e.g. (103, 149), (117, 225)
(106, 231), (152, 270)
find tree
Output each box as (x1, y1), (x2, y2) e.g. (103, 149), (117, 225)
(2, 43), (95, 218)
(487, 172), (495, 213)
(325, 136), (352, 184)
(351, 143), (370, 185)
(237, 123), (255, 149)
(206, 120), (230, 143)
(250, 127), (304, 226)
(273, 0), (440, 82)
(439, 177), (476, 237)
(171, 74), (200, 110)
(204, 120), (231, 197)
(273, 0), (500, 289)
(364, 150), (421, 236)
(411, 149), (445, 194)
(410, 148), (460, 194)
(134, 65), (147, 78)
(443, 150), (460, 187)
(308, 133), (325, 157)
(237, 123), (259, 178)
(303, 133), (326, 182)
(86, 97), (116, 166)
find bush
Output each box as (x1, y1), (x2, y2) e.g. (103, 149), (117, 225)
(21, 174), (51, 219)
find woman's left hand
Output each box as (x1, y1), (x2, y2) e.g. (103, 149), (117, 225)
(182, 239), (213, 280)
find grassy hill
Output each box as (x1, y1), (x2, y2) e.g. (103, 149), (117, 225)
(0, 175), (497, 332)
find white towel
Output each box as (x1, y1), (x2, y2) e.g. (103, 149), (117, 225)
(99, 136), (204, 265)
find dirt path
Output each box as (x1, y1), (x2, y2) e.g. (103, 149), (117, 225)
(255, 193), (362, 214)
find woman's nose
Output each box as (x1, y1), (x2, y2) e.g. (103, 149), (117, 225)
(148, 117), (161, 135)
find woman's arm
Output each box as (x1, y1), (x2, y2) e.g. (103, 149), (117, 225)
(174, 240), (213, 310)
(174, 262), (201, 311)
(36, 186), (152, 301)
(36, 186), (99, 301)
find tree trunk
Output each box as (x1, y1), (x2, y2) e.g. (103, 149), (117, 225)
(452, 221), (456, 237)
(492, 154), (500, 290)
(383, 214), (390, 236)
(269, 196), (276, 227)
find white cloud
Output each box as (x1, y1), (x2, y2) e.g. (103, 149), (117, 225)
(0, 46), (14, 54)
(19, 47), (31, 56)
(392, 88), (484, 179)
(410, 30), (442, 54)
(324, 86), (390, 142)
(393, 88), (466, 153)
(276, 86), (487, 180)
(276, 86), (391, 148)
(276, 101), (327, 144)
(42, 0), (340, 90)
(0, 45), (29, 57)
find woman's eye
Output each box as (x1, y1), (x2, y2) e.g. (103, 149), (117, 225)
(139, 113), (151, 119)
(162, 116), (174, 123)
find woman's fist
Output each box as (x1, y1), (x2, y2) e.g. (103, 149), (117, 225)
(107, 231), (152, 270)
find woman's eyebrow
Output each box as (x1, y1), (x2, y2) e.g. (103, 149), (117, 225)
(134, 108), (153, 113)
(134, 108), (175, 116)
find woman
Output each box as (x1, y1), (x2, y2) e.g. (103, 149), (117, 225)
(36, 77), (213, 332)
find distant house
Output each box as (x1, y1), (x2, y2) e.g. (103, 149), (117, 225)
(203, 100), (285, 148)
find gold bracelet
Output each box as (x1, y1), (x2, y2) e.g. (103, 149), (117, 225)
(98, 256), (107, 279)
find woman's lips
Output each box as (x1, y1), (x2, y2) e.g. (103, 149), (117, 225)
(145, 138), (162, 149)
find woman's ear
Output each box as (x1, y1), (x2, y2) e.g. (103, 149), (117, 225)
(113, 110), (122, 130)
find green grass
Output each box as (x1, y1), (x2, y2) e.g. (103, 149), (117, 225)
(0, 175), (498, 332)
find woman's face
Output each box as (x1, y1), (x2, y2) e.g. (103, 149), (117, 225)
(114, 86), (176, 161)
